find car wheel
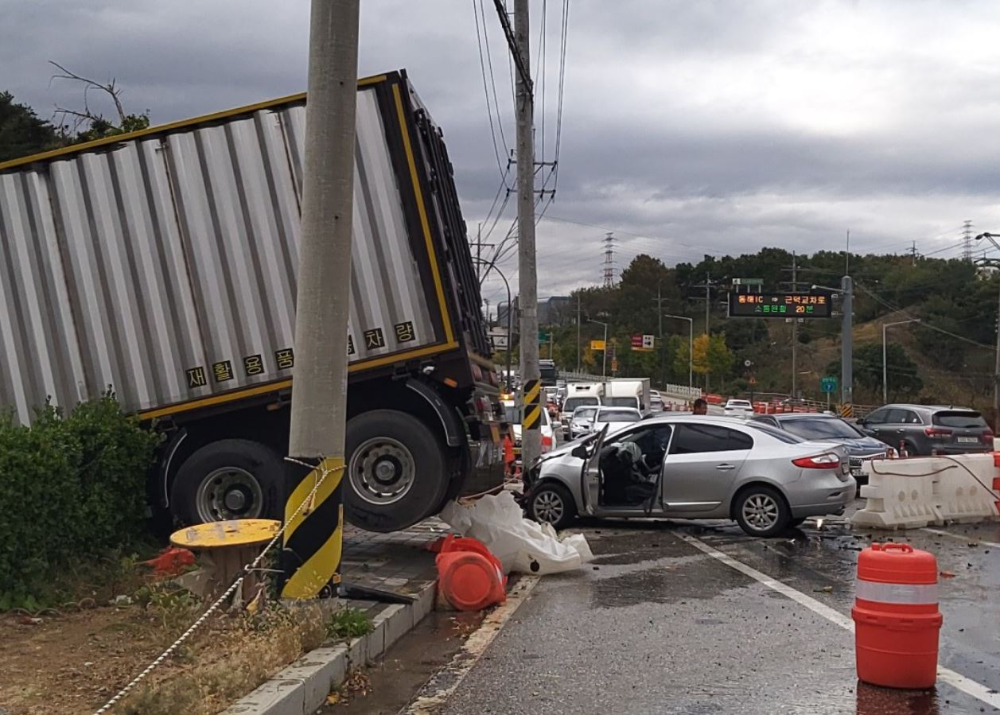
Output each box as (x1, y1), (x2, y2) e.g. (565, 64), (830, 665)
(734, 485), (791, 537)
(528, 482), (577, 530)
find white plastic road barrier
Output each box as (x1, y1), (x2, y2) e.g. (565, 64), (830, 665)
(440, 491), (593, 575)
(852, 458), (945, 530)
(934, 454), (1000, 524)
(852, 455), (1000, 530)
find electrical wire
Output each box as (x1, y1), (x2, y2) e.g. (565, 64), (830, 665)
(472, 0), (509, 183)
(479, 0), (511, 162)
(857, 283), (996, 351)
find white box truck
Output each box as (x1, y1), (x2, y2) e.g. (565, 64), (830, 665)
(0, 70), (503, 532)
(604, 378), (652, 415)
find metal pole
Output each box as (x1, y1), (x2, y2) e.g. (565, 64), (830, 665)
(841, 275), (853, 414)
(791, 252), (798, 401)
(994, 277), (1000, 433)
(514, 0), (540, 469)
(282, 0), (360, 600)
(602, 323), (608, 379)
(657, 281), (664, 388)
(689, 318), (693, 392)
(576, 293), (581, 372)
(882, 322), (888, 405)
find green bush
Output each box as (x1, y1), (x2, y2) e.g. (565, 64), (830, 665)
(0, 393), (161, 606)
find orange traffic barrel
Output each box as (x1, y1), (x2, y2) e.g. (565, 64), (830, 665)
(852, 543), (942, 689)
(436, 550), (506, 611)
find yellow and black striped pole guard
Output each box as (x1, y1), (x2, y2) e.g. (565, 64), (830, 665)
(522, 379), (542, 431)
(840, 403), (854, 419)
(280, 456), (344, 599)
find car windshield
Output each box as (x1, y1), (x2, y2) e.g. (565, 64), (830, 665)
(933, 411), (988, 429)
(564, 396), (599, 413)
(780, 417), (863, 440)
(597, 409), (641, 423)
(607, 397), (639, 408)
(744, 421), (805, 444)
(573, 407), (598, 420)
(727, 400), (752, 408)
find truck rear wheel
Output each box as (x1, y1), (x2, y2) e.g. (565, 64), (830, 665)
(345, 410), (449, 532)
(170, 439), (283, 524)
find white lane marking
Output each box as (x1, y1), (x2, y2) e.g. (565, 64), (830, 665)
(677, 533), (1000, 710)
(401, 575), (541, 715)
(921, 527), (1000, 550)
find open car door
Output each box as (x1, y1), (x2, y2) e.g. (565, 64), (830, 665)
(579, 424), (610, 516)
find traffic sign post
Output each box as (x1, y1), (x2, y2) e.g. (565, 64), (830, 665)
(821, 376), (838, 409)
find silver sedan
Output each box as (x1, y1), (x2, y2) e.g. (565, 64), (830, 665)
(522, 415), (856, 537)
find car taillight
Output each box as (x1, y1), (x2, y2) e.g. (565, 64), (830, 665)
(983, 430), (994, 444)
(924, 427), (953, 438)
(792, 453), (841, 469)
(541, 434), (553, 451)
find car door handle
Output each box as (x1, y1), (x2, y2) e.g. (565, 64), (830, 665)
(896, 429), (905, 433)
(715, 464), (736, 471)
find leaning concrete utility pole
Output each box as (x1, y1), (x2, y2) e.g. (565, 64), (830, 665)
(281, 0), (360, 600)
(514, 0), (542, 467)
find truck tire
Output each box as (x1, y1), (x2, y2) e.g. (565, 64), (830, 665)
(345, 410), (449, 533)
(170, 439), (283, 525)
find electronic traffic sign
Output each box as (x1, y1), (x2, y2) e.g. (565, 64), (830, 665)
(728, 292), (833, 319)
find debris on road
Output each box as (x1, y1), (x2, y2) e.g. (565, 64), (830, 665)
(441, 492), (593, 575)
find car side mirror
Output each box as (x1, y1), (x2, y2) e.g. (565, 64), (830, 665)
(856, 418), (866, 427)
(571, 444), (588, 459)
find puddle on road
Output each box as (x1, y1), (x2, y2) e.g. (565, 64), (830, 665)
(855, 681), (945, 715)
(591, 556), (749, 608)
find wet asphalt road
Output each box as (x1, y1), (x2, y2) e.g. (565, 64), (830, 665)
(435, 513), (1000, 715)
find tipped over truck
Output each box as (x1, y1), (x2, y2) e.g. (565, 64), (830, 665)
(0, 70), (504, 532)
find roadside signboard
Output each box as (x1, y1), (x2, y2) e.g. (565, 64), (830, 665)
(590, 339), (606, 351)
(728, 292), (833, 319)
(631, 334), (655, 352)
(821, 376), (838, 393)
(732, 277), (764, 286)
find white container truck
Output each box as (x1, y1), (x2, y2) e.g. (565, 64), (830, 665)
(604, 378), (652, 415)
(0, 70), (504, 533)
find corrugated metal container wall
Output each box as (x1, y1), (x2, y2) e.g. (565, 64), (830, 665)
(0, 79), (445, 425)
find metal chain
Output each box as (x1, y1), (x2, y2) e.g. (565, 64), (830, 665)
(93, 457), (343, 715)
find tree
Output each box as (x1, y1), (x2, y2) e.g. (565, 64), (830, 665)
(706, 333), (736, 380)
(49, 62), (150, 142)
(827, 343), (922, 401)
(0, 91), (63, 162)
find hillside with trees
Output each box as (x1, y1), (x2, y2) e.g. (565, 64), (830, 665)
(508, 247), (998, 419)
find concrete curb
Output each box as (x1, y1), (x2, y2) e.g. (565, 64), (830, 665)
(220, 582), (437, 715)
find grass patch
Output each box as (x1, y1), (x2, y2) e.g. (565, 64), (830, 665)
(327, 607), (373, 640)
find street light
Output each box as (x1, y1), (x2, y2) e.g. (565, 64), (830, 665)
(882, 319), (920, 404)
(975, 232), (1000, 432)
(663, 314), (694, 391)
(588, 319), (609, 379)
(477, 259), (513, 391)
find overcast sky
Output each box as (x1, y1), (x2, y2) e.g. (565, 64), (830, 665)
(3, 0), (1000, 305)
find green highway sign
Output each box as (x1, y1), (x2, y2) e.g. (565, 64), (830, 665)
(538, 331), (550, 342)
(821, 376), (838, 393)
(732, 277), (764, 286)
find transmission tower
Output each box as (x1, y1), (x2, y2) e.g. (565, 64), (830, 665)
(602, 232), (616, 287)
(962, 220), (973, 263)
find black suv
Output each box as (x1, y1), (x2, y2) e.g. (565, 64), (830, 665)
(856, 404), (993, 456)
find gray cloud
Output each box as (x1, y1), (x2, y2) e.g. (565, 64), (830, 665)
(2, 0), (999, 303)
